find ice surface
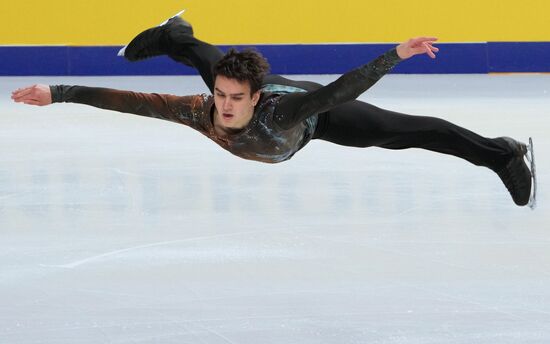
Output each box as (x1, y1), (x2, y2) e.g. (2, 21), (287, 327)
(1, 74), (549, 343)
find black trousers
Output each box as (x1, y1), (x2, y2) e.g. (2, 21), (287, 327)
(162, 32), (513, 170)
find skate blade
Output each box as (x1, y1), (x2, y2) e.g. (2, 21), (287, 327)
(526, 137), (537, 210)
(158, 9), (186, 26)
(117, 9), (186, 57)
(117, 46), (126, 57)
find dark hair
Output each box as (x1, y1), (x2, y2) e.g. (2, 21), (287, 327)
(213, 48), (270, 94)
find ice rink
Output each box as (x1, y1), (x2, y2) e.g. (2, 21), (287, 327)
(1, 74), (549, 343)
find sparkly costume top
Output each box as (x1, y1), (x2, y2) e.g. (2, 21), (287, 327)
(50, 48), (401, 163)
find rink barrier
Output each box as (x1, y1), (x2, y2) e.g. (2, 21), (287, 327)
(0, 42), (549, 76)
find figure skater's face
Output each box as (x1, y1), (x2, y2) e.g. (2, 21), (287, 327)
(213, 75), (260, 130)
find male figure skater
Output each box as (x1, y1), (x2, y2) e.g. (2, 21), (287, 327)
(11, 13), (536, 207)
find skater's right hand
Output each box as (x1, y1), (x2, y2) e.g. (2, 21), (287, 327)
(11, 84), (52, 106)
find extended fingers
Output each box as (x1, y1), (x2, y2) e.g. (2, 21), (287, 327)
(22, 99), (42, 106)
(12, 95), (41, 105)
(423, 42), (437, 58)
(409, 37), (438, 50)
(11, 85), (40, 101)
(11, 86), (34, 100)
(417, 38), (439, 59)
(413, 36), (438, 44)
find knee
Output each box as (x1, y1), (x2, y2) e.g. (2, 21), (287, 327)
(421, 118), (458, 139)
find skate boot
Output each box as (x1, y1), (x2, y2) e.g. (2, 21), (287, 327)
(495, 137), (536, 208)
(118, 9), (194, 62)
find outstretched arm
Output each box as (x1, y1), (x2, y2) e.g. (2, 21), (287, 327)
(274, 37), (439, 129)
(11, 84), (206, 126)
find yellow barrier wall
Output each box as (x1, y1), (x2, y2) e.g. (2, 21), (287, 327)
(2, 0), (549, 45)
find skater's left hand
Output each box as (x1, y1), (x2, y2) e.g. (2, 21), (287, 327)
(11, 84), (52, 106)
(396, 37), (439, 60)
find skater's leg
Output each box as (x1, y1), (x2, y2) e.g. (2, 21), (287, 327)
(313, 100), (533, 205)
(124, 16), (223, 92)
(314, 100), (513, 169)
(163, 34), (224, 92)
(123, 15), (327, 93)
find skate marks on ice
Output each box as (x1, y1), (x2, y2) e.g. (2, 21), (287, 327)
(40, 229), (277, 269)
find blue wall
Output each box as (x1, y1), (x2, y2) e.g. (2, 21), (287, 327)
(1, 43), (548, 76)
